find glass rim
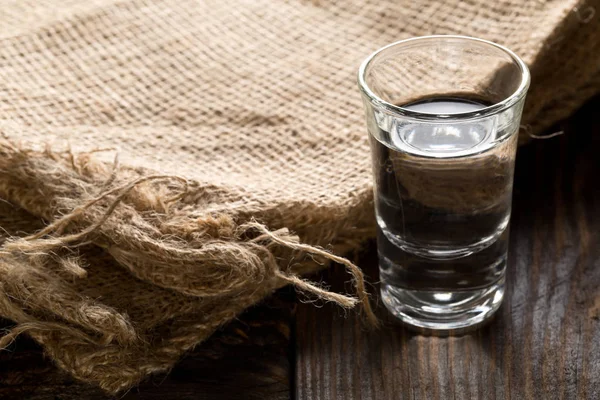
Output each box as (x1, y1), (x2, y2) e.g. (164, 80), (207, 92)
(357, 35), (531, 121)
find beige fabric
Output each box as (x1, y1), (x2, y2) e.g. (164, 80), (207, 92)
(0, 0), (598, 393)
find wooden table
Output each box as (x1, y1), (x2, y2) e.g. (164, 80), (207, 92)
(1, 96), (598, 399)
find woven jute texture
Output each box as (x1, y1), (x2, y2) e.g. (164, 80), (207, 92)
(0, 0), (599, 393)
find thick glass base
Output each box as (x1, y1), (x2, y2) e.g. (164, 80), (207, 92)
(381, 276), (504, 331)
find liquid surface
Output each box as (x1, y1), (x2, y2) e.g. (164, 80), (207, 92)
(390, 97), (494, 157)
(403, 97), (486, 114)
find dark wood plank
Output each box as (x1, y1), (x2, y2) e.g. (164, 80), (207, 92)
(295, 96), (600, 400)
(0, 290), (294, 400)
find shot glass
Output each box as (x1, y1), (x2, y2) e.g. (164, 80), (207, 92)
(357, 36), (530, 330)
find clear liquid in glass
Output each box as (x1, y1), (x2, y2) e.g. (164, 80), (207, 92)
(370, 96), (517, 330)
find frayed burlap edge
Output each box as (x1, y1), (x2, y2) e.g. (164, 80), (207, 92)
(0, 137), (377, 393)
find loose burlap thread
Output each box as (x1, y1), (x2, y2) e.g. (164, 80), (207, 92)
(0, 0), (599, 393)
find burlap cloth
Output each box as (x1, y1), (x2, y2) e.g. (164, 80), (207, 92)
(0, 0), (599, 393)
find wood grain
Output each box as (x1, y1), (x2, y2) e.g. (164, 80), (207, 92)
(295, 96), (600, 400)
